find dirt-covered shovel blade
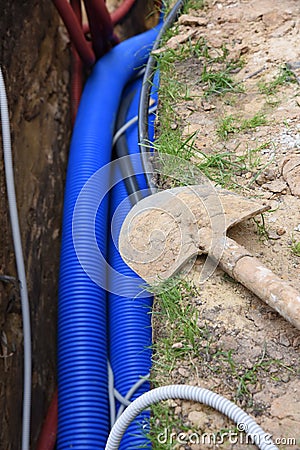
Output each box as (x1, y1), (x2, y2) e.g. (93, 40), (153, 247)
(119, 185), (300, 330)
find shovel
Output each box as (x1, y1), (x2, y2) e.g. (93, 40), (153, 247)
(119, 185), (300, 330)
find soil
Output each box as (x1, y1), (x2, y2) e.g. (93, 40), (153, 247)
(152, 1), (300, 448)
(0, 2), (70, 447)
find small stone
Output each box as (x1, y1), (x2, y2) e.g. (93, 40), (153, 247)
(268, 231), (280, 240)
(170, 122), (178, 130)
(281, 374), (290, 383)
(218, 335), (238, 351)
(188, 410), (208, 429)
(282, 155), (300, 197)
(292, 335), (300, 347)
(178, 367), (190, 377)
(172, 342), (183, 349)
(174, 406), (182, 415)
(264, 168), (277, 181)
(270, 20), (295, 38)
(255, 173), (267, 185)
(276, 227), (286, 236)
(279, 333), (290, 347)
(261, 180), (288, 193)
(201, 101), (216, 111)
(178, 15), (208, 27)
(247, 384), (258, 394)
(270, 384), (300, 419)
(166, 399), (178, 408)
(153, 29), (197, 53)
(262, 11), (287, 29)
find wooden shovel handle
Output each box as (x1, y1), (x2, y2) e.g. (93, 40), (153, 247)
(218, 237), (300, 330)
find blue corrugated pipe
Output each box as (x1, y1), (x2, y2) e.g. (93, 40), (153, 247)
(58, 26), (159, 449)
(108, 74), (159, 448)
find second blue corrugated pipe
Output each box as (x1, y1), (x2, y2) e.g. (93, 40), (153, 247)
(108, 74), (159, 448)
(58, 26), (159, 449)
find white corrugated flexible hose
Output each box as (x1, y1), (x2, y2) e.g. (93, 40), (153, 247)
(105, 385), (279, 450)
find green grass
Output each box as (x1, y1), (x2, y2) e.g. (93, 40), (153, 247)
(291, 239), (300, 256)
(148, 402), (189, 449)
(153, 33), (245, 150)
(154, 131), (268, 189)
(154, 43), (260, 188)
(240, 113), (267, 130)
(152, 24), (246, 183)
(150, 279), (205, 371)
(209, 345), (295, 405)
(162, 0), (205, 16)
(217, 115), (239, 139)
(182, 0), (205, 12)
(201, 64), (238, 96)
(217, 113), (267, 140)
(191, 36), (211, 60)
(252, 214), (269, 240)
(198, 43), (245, 96)
(258, 66), (298, 95)
(196, 151), (247, 188)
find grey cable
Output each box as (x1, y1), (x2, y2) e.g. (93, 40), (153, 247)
(108, 361), (116, 426)
(114, 389), (131, 408)
(105, 385), (279, 450)
(138, 0), (186, 192)
(112, 105), (157, 147)
(108, 362), (150, 426)
(116, 373), (150, 419)
(0, 67), (32, 450)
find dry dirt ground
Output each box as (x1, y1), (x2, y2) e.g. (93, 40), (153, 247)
(152, 1), (300, 448)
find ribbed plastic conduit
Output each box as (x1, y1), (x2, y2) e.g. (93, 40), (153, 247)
(108, 75), (158, 448)
(58, 27), (159, 449)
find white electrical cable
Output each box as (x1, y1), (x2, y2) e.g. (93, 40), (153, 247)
(114, 389), (131, 408)
(112, 105), (157, 147)
(108, 361), (117, 426)
(116, 373), (150, 419)
(105, 385), (279, 450)
(0, 67), (32, 450)
(108, 359), (150, 426)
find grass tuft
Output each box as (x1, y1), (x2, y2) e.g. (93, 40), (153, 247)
(217, 113), (267, 140)
(252, 214), (269, 240)
(258, 66), (298, 95)
(201, 65), (238, 96)
(291, 239), (300, 256)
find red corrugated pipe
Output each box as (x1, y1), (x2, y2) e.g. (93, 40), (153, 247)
(52, 0), (95, 67)
(70, 0), (82, 21)
(83, 0), (115, 58)
(70, 0), (84, 125)
(111, 0), (136, 25)
(35, 389), (58, 450)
